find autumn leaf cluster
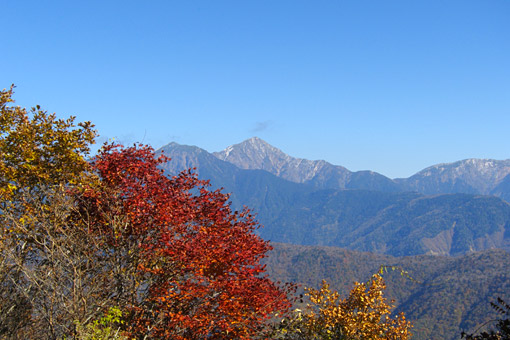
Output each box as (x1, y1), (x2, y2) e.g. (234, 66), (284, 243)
(0, 86), (94, 201)
(269, 274), (412, 340)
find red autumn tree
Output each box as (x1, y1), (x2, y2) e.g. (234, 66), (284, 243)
(78, 143), (291, 339)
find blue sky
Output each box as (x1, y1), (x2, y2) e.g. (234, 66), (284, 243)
(3, 1), (510, 178)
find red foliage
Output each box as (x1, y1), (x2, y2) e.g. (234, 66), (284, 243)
(80, 144), (291, 339)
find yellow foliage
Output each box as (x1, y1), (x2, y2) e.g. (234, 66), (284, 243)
(0, 85), (97, 202)
(275, 274), (412, 340)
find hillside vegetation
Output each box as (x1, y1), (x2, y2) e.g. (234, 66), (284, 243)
(264, 243), (510, 340)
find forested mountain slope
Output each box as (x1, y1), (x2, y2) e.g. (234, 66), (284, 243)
(264, 243), (510, 340)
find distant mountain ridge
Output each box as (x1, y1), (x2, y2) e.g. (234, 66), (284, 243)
(213, 137), (510, 201)
(396, 158), (510, 201)
(213, 137), (400, 192)
(213, 137), (347, 183)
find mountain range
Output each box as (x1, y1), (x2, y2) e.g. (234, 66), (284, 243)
(214, 137), (510, 200)
(157, 137), (510, 257)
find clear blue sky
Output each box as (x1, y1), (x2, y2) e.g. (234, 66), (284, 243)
(3, 1), (510, 178)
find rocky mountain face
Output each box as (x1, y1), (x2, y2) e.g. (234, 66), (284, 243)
(213, 137), (400, 192)
(213, 137), (347, 183)
(396, 159), (510, 198)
